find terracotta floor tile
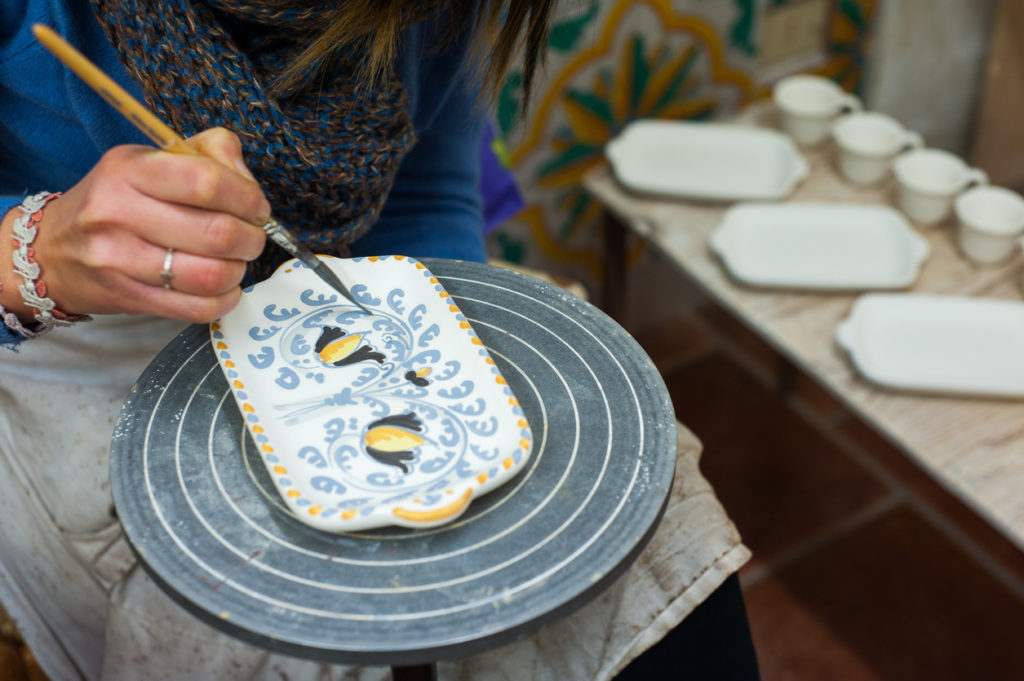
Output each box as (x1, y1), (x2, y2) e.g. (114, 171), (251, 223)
(0, 637), (28, 681)
(1, 603), (20, 642)
(744, 577), (886, 681)
(745, 506), (1024, 680)
(663, 354), (890, 566)
(22, 650), (48, 681)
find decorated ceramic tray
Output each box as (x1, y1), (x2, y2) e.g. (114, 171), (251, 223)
(210, 255), (532, 532)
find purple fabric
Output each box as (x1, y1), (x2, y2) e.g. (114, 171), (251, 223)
(479, 121), (524, 234)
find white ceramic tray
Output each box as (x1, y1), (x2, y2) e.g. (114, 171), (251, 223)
(709, 202), (930, 290)
(836, 294), (1024, 398)
(605, 119), (809, 201)
(211, 255), (532, 532)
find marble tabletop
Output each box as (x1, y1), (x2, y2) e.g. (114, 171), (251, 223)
(583, 108), (1024, 552)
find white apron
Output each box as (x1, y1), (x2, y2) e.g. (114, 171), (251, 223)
(0, 315), (748, 681)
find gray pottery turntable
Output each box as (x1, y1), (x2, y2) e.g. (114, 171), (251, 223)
(110, 259), (676, 665)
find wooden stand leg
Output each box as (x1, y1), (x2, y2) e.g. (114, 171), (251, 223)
(601, 211), (629, 322)
(391, 663), (437, 681)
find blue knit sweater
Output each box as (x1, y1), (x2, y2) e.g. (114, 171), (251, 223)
(0, 0), (486, 345)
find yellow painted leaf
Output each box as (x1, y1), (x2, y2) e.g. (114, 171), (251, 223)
(318, 333), (362, 364)
(656, 97), (717, 121)
(832, 15), (858, 44)
(563, 96), (612, 145)
(611, 35), (640, 120)
(364, 427), (425, 452)
(536, 156), (606, 189)
(637, 45), (696, 116)
(562, 200), (606, 241)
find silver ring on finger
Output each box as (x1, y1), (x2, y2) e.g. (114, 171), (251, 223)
(159, 248), (175, 290)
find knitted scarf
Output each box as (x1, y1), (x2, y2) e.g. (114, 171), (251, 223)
(89, 0), (419, 278)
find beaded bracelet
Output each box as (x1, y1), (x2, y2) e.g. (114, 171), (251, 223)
(2, 191), (91, 337)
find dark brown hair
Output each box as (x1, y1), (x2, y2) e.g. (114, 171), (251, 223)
(274, 1), (554, 105)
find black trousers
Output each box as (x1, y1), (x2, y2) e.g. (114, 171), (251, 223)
(614, 574), (760, 680)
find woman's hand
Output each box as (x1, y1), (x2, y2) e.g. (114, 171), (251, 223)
(0, 127), (268, 324)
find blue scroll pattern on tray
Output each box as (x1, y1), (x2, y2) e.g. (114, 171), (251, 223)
(241, 280), (511, 511)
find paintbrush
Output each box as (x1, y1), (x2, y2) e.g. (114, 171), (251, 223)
(32, 23), (372, 315)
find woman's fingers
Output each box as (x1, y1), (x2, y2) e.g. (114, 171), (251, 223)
(115, 271), (243, 323)
(88, 140), (269, 227)
(70, 148), (267, 261)
(24, 130), (274, 321)
(34, 252), (244, 322)
(74, 228), (249, 295)
(40, 227), (246, 311)
(125, 148), (272, 226)
(187, 127), (260, 182)
(83, 197), (268, 262)
(140, 243), (249, 295)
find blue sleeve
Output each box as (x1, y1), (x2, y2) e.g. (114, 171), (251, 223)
(0, 323), (22, 346)
(0, 194), (30, 346)
(352, 93), (485, 263)
(349, 20), (486, 263)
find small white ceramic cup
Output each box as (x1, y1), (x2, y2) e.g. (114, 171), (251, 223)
(954, 186), (1024, 264)
(831, 112), (923, 185)
(892, 148), (988, 225)
(773, 75), (862, 147)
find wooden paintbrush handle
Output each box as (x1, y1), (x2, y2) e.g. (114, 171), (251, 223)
(32, 23), (197, 156)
